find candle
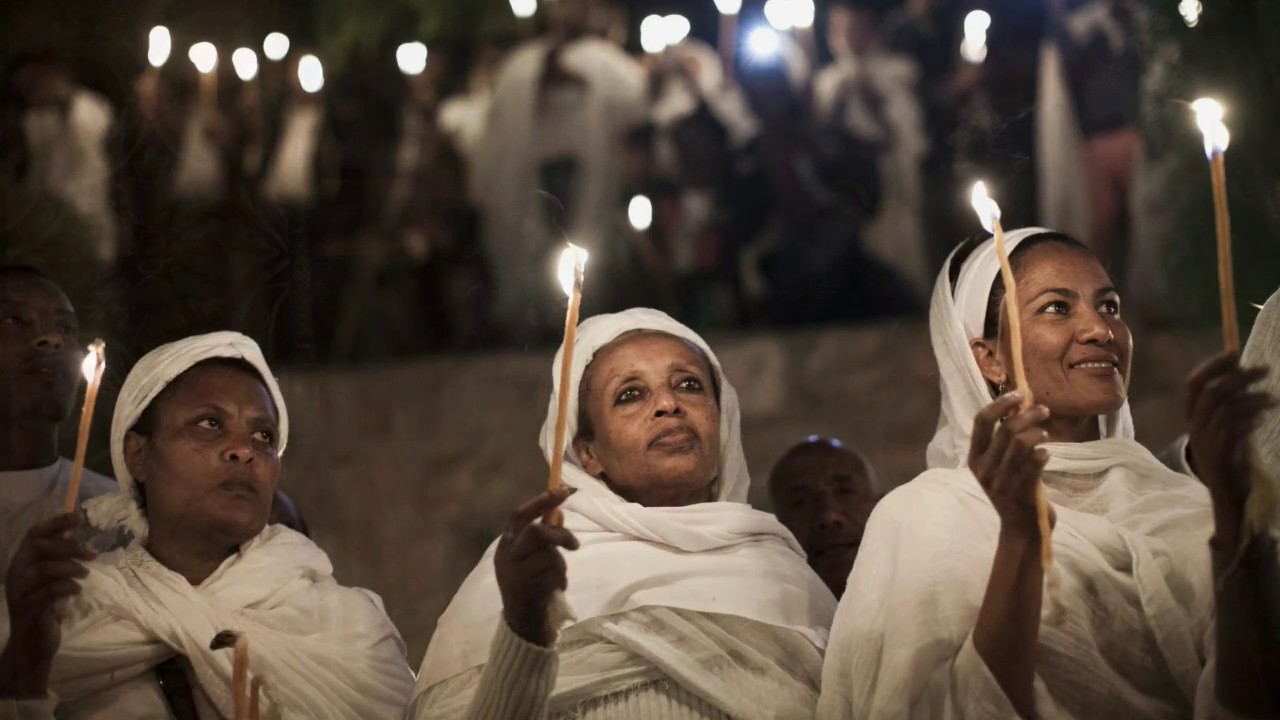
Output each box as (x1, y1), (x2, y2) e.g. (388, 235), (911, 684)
(1191, 99), (1276, 562)
(1192, 98), (1238, 351)
(148, 26), (172, 71)
(64, 340), (106, 514)
(545, 243), (589, 527)
(248, 676), (264, 720)
(189, 42), (219, 111)
(970, 183), (1055, 575)
(233, 634), (250, 719)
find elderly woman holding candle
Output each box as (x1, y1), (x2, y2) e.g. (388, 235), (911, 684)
(818, 229), (1280, 719)
(0, 331), (413, 718)
(410, 308), (835, 720)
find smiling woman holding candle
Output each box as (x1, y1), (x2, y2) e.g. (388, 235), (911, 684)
(0, 331), (413, 719)
(410, 308), (835, 720)
(819, 229), (1280, 719)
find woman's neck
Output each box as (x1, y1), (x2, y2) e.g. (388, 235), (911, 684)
(145, 527), (238, 586)
(1043, 413), (1102, 444)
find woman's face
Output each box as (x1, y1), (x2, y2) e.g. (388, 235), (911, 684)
(125, 363), (281, 548)
(573, 332), (721, 507)
(972, 243), (1133, 422)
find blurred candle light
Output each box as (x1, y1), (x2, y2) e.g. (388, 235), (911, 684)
(747, 26), (781, 59)
(640, 15), (667, 54)
(263, 32), (290, 62)
(960, 10), (991, 64)
(628, 195), (653, 231)
(713, 0), (742, 15)
(790, 0), (815, 30)
(298, 54), (324, 93)
(148, 26), (172, 68)
(232, 47), (259, 82)
(545, 243), (589, 527)
(396, 42), (428, 76)
(663, 15), (691, 47)
(510, 0), (537, 19)
(188, 42), (218, 74)
(1179, 0), (1202, 27)
(65, 341), (105, 513)
(763, 0), (794, 31)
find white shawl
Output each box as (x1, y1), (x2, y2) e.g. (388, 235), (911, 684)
(415, 308), (835, 713)
(1243, 289), (1280, 484)
(819, 233), (1233, 719)
(39, 332), (412, 718)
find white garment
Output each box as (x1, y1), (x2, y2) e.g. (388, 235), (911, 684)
(0, 525), (412, 720)
(473, 38), (646, 334)
(21, 90), (118, 263)
(263, 103), (324, 205)
(85, 331), (289, 542)
(0, 458), (115, 574)
(1243, 289), (1280, 486)
(438, 90), (491, 171)
(814, 54), (929, 294)
(818, 231), (1246, 719)
(414, 308), (834, 717)
(172, 109), (227, 204)
(1034, 43), (1089, 240)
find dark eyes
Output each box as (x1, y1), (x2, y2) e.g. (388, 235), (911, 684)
(195, 417), (276, 445)
(196, 417), (221, 430)
(614, 376), (707, 404)
(1037, 299), (1121, 316)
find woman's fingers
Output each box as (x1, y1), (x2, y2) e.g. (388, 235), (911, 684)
(508, 522), (579, 561)
(970, 392), (1025, 461)
(1185, 351), (1243, 415)
(505, 487), (576, 539)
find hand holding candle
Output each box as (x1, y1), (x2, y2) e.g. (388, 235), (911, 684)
(970, 183), (1056, 582)
(64, 340), (106, 514)
(545, 243), (589, 527)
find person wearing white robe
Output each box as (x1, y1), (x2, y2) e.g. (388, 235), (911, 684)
(818, 228), (1280, 719)
(0, 267), (115, 575)
(410, 308), (835, 719)
(0, 331), (413, 719)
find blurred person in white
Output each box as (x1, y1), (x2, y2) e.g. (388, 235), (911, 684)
(0, 331), (412, 718)
(439, 45), (504, 175)
(1161, 289), (1280, 485)
(814, 0), (930, 296)
(473, 0), (647, 342)
(0, 266), (115, 575)
(819, 229), (1280, 719)
(410, 308), (835, 719)
(9, 53), (118, 269)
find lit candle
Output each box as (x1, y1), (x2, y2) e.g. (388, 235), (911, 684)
(545, 243), (589, 527)
(396, 42), (428, 77)
(970, 183), (1055, 578)
(1191, 99), (1275, 560)
(148, 26), (172, 72)
(1192, 98), (1238, 351)
(188, 42), (219, 111)
(233, 634), (250, 720)
(263, 32), (290, 62)
(64, 340), (105, 514)
(297, 54), (325, 94)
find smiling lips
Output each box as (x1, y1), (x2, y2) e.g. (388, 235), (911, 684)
(1069, 355), (1120, 372)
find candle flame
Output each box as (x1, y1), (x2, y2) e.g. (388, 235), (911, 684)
(148, 26), (172, 68)
(970, 181), (1001, 234)
(557, 244), (588, 297)
(232, 48), (259, 82)
(188, 42), (218, 75)
(1192, 98), (1230, 157)
(80, 340), (105, 383)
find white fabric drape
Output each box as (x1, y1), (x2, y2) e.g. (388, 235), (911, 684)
(415, 308), (835, 715)
(1243, 289), (1280, 486)
(819, 232), (1238, 719)
(18, 525), (411, 719)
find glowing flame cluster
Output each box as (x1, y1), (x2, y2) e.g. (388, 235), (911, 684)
(510, 0), (537, 19)
(188, 42), (218, 75)
(263, 32), (290, 61)
(763, 0), (815, 31)
(298, 54), (324, 93)
(397, 42), (428, 76)
(80, 340), (106, 383)
(641, 14), (692, 54)
(1192, 98), (1230, 158)
(232, 47), (259, 82)
(961, 11), (991, 64)
(1179, 0), (1202, 27)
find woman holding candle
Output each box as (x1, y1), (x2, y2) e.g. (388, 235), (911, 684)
(818, 229), (1280, 719)
(411, 308), (835, 720)
(0, 331), (413, 718)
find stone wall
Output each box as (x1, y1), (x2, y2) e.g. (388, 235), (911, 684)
(275, 320), (1220, 667)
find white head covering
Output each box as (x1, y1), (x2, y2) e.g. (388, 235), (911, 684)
(85, 331), (289, 541)
(418, 308), (834, 694)
(927, 228), (1135, 469)
(1244, 289), (1280, 480)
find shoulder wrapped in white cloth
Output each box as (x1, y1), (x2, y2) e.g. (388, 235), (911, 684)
(819, 232), (1239, 719)
(415, 308), (835, 717)
(30, 331), (413, 719)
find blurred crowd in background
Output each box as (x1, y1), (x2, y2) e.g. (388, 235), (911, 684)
(0, 0), (1265, 365)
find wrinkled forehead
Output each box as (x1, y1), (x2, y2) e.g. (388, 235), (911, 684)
(584, 330), (716, 386)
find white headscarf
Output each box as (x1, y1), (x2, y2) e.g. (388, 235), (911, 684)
(927, 228), (1135, 469)
(417, 308), (834, 694)
(85, 331), (289, 541)
(38, 332), (413, 718)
